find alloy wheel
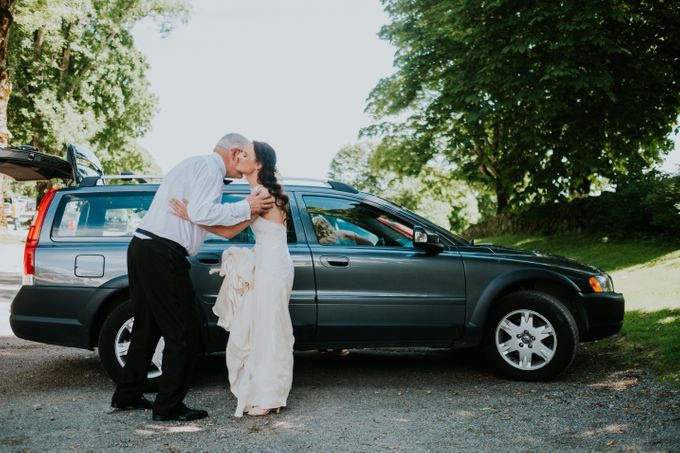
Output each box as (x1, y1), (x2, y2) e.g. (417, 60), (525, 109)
(114, 318), (164, 379)
(495, 309), (557, 371)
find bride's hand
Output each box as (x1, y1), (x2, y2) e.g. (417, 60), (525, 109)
(169, 197), (190, 221)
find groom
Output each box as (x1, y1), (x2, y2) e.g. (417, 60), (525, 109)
(110, 133), (274, 421)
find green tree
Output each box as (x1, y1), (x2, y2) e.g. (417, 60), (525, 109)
(8, 0), (190, 175)
(328, 142), (493, 231)
(0, 0), (15, 228)
(364, 0), (680, 213)
(328, 143), (382, 193)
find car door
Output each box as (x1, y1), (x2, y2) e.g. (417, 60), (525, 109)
(297, 192), (466, 347)
(189, 189), (316, 351)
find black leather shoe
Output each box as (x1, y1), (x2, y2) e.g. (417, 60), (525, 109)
(152, 405), (209, 422)
(111, 396), (153, 410)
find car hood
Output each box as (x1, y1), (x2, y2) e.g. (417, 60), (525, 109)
(463, 244), (602, 275)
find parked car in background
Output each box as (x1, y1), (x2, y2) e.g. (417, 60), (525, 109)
(0, 145), (625, 386)
(4, 195), (36, 228)
(3, 196), (11, 219)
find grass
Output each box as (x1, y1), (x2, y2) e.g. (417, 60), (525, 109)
(590, 309), (680, 387)
(477, 233), (680, 387)
(477, 233), (680, 272)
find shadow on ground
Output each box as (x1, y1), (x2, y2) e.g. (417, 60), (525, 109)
(0, 336), (624, 396)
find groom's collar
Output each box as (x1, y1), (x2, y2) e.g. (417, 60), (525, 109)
(210, 152), (227, 178)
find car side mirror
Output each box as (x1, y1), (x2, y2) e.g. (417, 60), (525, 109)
(413, 225), (444, 252)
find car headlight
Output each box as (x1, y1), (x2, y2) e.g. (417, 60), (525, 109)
(589, 274), (614, 293)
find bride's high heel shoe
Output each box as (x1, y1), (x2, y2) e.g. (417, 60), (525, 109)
(246, 406), (281, 416)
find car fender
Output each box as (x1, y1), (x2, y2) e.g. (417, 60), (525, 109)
(90, 273), (211, 350)
(464, 268), (581, 346)
(75, 286), (128, 348)
(77, 275), (130, 347)
(100, 274), (130, 289)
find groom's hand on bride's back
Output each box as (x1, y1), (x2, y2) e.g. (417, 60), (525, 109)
(247, 189), (275, 216)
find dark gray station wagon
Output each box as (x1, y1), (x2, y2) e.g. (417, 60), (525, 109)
(1, 145), (625, 383)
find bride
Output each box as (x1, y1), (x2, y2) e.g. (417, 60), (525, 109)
(170, 141), (294, 417)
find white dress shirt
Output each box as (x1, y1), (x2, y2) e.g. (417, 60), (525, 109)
(137, 152), (251, 256)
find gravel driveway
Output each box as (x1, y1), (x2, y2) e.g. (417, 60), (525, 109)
(1, 336), (678, 452)
(0, 239), (678, 452)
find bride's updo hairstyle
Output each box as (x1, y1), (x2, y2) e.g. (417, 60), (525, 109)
(253, 141), (289, 211)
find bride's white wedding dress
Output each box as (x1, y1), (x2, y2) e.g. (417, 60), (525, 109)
(211, 216), (295, 417)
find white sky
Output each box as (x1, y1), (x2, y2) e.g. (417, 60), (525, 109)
(132, 0), (680, 177)
(132, 0), (394, 178)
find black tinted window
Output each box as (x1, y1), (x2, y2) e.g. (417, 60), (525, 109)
(52, 192), (154, 238)
(203, 193), (297, 244)
(303, 195), (414, 248)
(203, 194), (255, 244)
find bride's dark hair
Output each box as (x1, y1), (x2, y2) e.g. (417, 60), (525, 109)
(253, 141), (289, 212)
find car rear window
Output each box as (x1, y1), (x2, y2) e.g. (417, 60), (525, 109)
(52, 192), (154, 239)
(51, 191), (297, 243)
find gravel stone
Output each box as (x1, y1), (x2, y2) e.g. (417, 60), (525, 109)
(0, 337), (678, 452)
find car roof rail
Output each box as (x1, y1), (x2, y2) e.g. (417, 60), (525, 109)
(327, 180), (359, 194)
(76, 174), (359, 193)
(79, 174), (165, 187)
(273, 177), (359, 193)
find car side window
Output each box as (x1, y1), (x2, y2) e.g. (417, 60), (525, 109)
(52, 192), (154, 238)
(304, 195), (414, 248)
(204, 193), (297, 244)
(204, 194), (255, 244)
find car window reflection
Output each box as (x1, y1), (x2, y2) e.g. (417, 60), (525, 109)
(304, 195), (414, 248)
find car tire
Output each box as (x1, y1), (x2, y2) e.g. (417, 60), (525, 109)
(98, 300), (164, 391)
(483, 290), (579, 381)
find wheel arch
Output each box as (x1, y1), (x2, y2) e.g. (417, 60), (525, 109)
(88, 288), (130, 348)
(466, 269), (585, 344)
(86, 274), (211, 352)
(79, 274), (130, 348)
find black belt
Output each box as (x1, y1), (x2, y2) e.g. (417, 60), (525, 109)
(135, 228), (187, 256)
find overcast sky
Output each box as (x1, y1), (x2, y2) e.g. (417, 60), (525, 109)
(132, 0), (394, 179)
(132, 0), (680, 177)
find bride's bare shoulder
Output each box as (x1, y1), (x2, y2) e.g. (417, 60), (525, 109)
(260, 205), (286, 224)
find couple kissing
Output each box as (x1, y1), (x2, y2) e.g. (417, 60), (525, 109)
(110, 133), (294, 421)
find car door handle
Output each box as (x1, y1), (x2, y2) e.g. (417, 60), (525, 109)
(196, 253), (220, 265)
(320, 255), (350, 268)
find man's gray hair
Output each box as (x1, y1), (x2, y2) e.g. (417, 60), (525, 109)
(214, 133), (250, 151)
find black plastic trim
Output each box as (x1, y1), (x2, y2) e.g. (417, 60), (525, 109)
(328, 180), (359, 194)
(577, 292), (625, 341)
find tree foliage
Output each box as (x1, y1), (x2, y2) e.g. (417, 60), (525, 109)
(364, 0), (680, 212)
(328, 142), (494, 231)
(8, 0), (190, 174)
(0, 0), (15, 228)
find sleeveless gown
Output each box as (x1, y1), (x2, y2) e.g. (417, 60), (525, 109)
(211, 216), (295, 417)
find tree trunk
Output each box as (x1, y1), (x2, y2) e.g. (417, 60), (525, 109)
(30, 26), (44, 148)
(570, 178), (592, 199)
(495, 185), (509, 214)
(33, 27), (43, 62)
(0, 1), (16, 230)
(58, 22), (71, 85)
(28, 27), (45, 149)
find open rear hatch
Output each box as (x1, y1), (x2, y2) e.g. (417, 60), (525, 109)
(0, 144), (103, 183)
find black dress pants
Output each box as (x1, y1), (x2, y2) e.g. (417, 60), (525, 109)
(111, 235), (200, 415)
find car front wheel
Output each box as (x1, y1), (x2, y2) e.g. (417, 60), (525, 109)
(98, 300), (164, 389)
(483, 290), (579, 381)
